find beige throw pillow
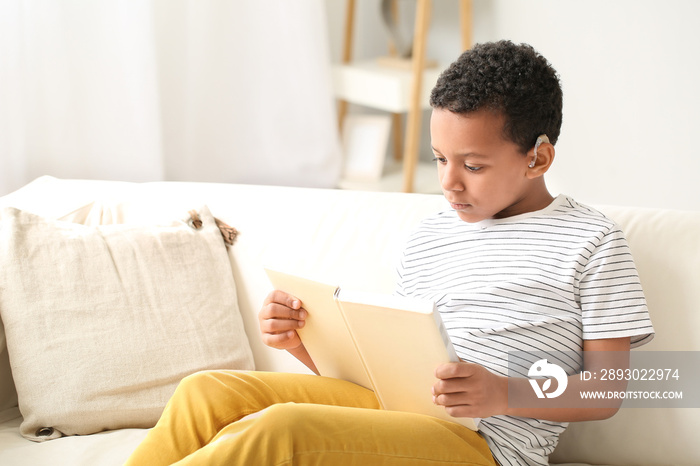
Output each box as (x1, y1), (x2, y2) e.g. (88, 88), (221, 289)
(0, 206), (254, 441)
(0, 202), (97, 421)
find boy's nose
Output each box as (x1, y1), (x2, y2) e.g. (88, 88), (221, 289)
(440, 165), (465, 192)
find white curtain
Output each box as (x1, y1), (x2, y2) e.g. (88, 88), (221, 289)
(0, 0), (341, 196)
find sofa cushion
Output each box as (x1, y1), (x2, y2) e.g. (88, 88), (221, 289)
(0, 206), (254, 441)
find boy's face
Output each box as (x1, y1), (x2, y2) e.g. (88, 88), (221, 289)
(430, 108), (546, 223)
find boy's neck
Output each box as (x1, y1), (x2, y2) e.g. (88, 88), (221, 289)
(494, 186), (555, 220)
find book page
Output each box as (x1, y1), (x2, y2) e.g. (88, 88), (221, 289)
(336, 289), (478, 431)
(264, 268), (372, 390)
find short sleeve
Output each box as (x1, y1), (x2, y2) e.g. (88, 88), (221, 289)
(579, 225), (654, 347)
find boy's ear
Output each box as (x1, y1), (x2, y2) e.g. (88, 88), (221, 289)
(526, 142), (555, 178)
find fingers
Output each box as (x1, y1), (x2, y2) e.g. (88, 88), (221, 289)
(441, 403), (476, 419)
(432, 381), (477, 418)
(432, 377), (468, 403)
(260, 329), (301, 349)
(259, 302), (307, 323)
(432, 374), (480, 418)
(435, 361), (478, 380)
(263, 290), (299, 307)
(433, 362), (486, 397)
(432, 363), (474, 408)
(260, 290), (307, 320)
(262, 290), (304, 316)
(432, 362), (508, 418)
(259, 306), (306, 333)
(259, 290), (308, 350)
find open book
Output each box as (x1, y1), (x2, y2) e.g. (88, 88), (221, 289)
(265, 268), (479, 431)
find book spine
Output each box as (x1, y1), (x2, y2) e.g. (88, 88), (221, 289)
(333, 289), (385, 408)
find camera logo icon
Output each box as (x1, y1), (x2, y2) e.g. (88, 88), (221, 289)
(528, 359), (568, 399)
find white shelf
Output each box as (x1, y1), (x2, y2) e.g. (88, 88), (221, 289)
(338, 161), (442, 194)
(332, 60), (443, 114)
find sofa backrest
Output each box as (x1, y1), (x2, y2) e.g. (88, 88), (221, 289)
(550, 205), (700, 465)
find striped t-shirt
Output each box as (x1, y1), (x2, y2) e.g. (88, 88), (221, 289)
(395, 195), (654, 466)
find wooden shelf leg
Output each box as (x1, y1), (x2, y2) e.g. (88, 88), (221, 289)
(459, 0), (473, 52)
(338, 0), (356, 131)
(389, 0), (403, 162)
(401, 0), (431, 193)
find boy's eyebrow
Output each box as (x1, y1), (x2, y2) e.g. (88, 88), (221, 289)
(431, 146), (489, 159)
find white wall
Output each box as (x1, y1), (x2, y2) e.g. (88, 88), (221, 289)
(325, 0), (700, 211)
(0, 2), (341, 197)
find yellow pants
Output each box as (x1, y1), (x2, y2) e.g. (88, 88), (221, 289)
(124, 371), (496, 466)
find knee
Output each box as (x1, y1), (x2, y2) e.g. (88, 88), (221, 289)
(250, 402), (312, 436)
(171, 370), (222, 403)
(177, 371), (209, 392)
(255, 403), (302, 425)
(210, 403), (311, 462)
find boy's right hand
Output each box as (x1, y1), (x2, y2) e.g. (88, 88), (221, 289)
(259, 290), (308, 350)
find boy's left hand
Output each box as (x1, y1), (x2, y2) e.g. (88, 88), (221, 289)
(432, 362), (508, 419)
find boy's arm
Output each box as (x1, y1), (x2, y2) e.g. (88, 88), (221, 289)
(286, 344), (319, 375)
(433, 337), (631, 422)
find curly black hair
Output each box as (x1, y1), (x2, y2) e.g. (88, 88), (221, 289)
(430, 40), (563, 153)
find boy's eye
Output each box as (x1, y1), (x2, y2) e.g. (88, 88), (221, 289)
(432, 156), (483, 172)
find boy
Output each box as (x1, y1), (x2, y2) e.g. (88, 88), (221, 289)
(126, 41), (653, 466)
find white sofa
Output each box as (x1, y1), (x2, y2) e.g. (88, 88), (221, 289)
(0, 176), (698, 466)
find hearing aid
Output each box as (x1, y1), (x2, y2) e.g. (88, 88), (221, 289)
(529, 134), (550, 168)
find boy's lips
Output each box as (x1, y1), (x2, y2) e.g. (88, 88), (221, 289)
(450, 202), (472, 210)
